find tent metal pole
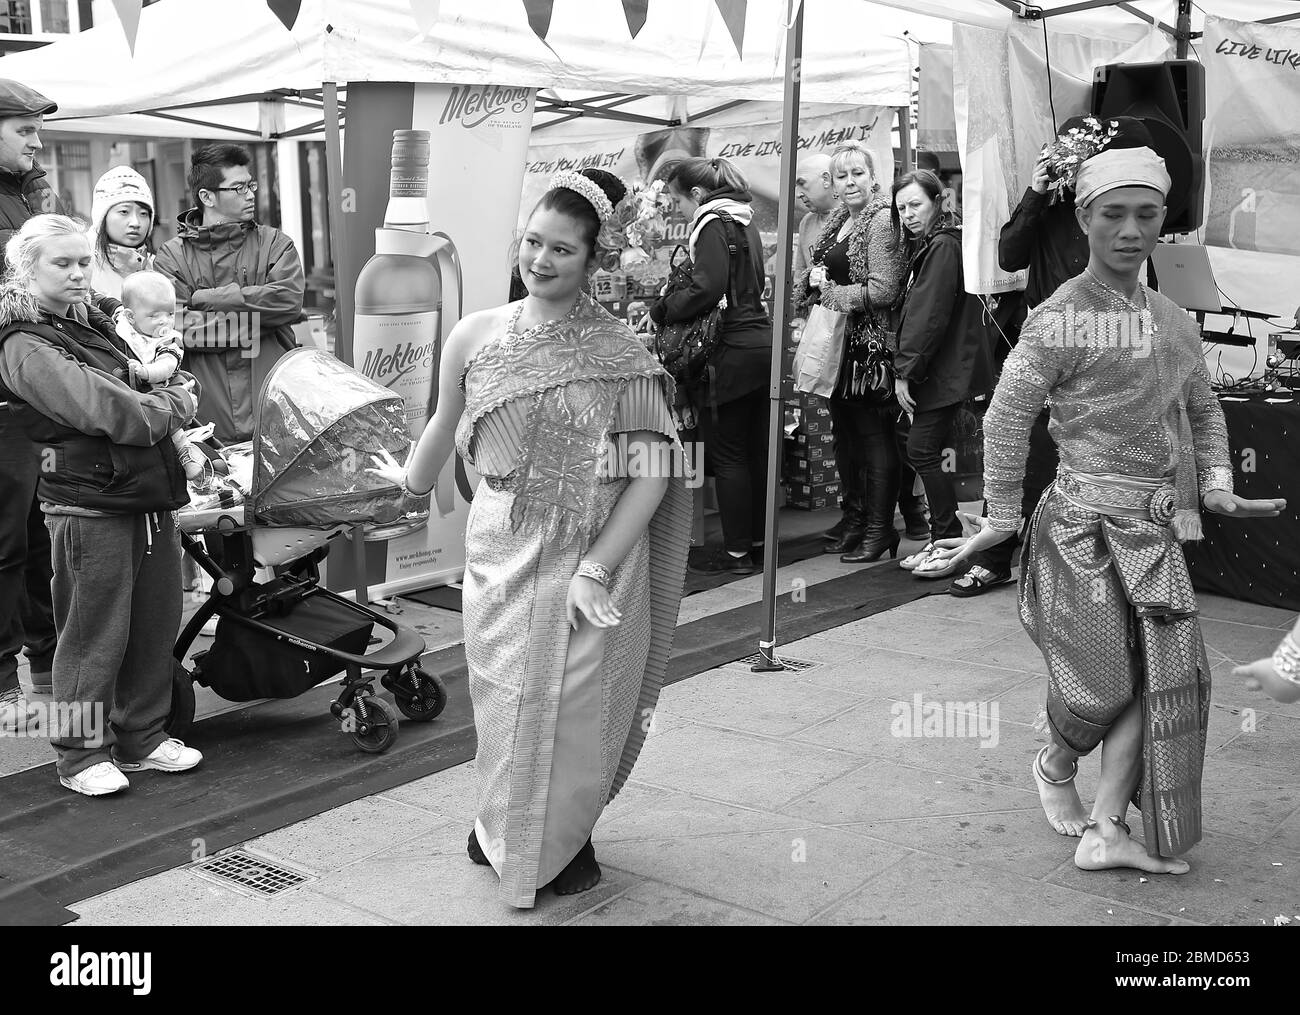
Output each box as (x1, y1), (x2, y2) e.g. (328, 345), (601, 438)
(135, 111), (264, 137)
(899, 105), (913, 175)
(324, 79), (368, 605)
(752, 0), (804, 673)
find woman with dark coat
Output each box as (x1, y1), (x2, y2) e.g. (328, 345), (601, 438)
(649, 157), (772, 575)
(0, 215), (202, 797)
(891, 170), (994, 579)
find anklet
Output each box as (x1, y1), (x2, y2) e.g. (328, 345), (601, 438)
(1272, 633), (1300, 686)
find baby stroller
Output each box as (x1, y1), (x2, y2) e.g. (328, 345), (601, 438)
(170, 348), (448, 754)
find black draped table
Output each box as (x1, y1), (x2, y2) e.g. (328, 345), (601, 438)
(1184, 395), (1300, 613)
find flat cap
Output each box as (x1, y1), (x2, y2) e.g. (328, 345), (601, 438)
(0, 79), (57, 118)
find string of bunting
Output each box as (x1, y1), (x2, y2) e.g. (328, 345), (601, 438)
(519, 0), (749, 57)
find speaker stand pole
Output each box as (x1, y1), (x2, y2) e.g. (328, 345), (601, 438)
(1175, 0), (1192, 60)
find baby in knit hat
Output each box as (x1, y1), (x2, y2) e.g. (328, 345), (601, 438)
(117, 271), (209, 481)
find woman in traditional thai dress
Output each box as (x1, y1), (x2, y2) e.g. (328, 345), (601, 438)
(376, 168), (691, 908)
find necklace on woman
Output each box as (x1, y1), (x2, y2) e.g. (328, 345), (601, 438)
(504, 294), (584, 350)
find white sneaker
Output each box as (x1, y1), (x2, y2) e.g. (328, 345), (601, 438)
(59, 761), (130, 796)
(0, 687), (39, 734)
(116, 738), (203, 773)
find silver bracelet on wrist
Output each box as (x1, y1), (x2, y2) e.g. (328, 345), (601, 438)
(576, 560), (611, 586)
(1272, 633), (1300, 686)
(403, 474), (433, 498)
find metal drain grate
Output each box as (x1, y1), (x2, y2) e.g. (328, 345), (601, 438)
(734, 653), (818, 671)
(190, 850), (315, 897)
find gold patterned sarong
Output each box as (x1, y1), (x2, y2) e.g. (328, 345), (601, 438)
(1020, 482), (1211, 857)
(984, 275), (1236, 860)
(456, 295), (691, 908)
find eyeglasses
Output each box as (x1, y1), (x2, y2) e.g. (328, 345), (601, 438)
(208, 181), (259, 196)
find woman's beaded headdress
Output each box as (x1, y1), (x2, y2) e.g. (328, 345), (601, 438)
(548, 170), (615, 223)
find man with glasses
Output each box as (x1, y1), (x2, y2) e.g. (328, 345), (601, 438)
(155, 143), (304, 442)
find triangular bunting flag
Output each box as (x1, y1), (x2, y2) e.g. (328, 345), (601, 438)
(408, 0), (440, 37)
(780, 0), (802, 29)
(713, 0), (746, 58)
(267, 0), (301, 30)
(522, 0), (555, 42)
(622, 0), (648, 38)
(111, 0), (143, 56)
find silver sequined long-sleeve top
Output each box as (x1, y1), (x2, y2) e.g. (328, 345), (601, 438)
(983, 272), (1234, 531)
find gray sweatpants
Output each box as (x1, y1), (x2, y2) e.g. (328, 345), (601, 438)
(47, 511), (182, 778)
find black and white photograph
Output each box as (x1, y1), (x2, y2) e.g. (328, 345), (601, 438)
(0, 0), (1297, 984)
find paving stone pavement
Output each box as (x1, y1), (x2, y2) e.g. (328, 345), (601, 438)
(57, 570), (1300, 926)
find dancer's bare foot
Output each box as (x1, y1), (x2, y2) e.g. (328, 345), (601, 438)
(1032, 745), (1088, 836)
(550, 839), (601, 895)
(1074, 816), (1190, 874)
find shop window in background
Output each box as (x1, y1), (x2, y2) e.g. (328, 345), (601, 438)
(47, 141), (92, 222)
(0, 2), (34, 34)
(38, 0), (68, 32)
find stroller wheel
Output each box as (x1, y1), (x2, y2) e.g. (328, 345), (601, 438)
(394, 666), (448, 722)
(348, 694), (399, 754)
(167, 659), (197, 738)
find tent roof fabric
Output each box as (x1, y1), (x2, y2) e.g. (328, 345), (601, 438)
(870, 0), (1300, 35)
(4, 0), (931, 120)
(7, 1), (1296, 133)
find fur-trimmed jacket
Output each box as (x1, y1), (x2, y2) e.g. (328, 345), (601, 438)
(0, 286), (195, 514)
(790, 194), (904, 324)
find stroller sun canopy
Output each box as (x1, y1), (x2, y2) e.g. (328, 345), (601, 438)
(252, 348), (413, 529)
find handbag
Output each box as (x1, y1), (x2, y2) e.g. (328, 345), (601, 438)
(792, 304), (846, 398)
(653, 214), (739, 388)
(834, 310), (895, 404)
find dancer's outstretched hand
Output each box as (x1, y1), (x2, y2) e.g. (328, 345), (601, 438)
(1203, 490), (1287, 518)
(567, 574), (622, 630)
(927, 513), (1017, 569)
(1233, 655), (1300, 703)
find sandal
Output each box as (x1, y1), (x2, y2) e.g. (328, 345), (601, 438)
(949, 565), (1014, 598)
(899, 542), (936, 571)
(912, 552), (962, 580)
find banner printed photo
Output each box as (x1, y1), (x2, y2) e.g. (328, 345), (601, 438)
(519, 106), (895, 297)
(1204, 15), (1300, 257)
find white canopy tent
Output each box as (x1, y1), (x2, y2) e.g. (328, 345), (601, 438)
(0, 0), (950, 135)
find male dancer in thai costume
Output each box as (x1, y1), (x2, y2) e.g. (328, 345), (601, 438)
(936, 144), (1285, 873)
(373, 168), (691, 908)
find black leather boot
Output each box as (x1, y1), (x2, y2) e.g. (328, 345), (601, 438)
(824, 526), (865, 555)
(899, 493), (930, 541)
(840, 530), (900, 564)
(844, 464), (899, 562)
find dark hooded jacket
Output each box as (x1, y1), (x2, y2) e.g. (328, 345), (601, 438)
(154, 209), (304, 442)
(997, 187), (1089, 309)
(0, 162), (58, 274)
(648, 188), (772, 405)
(0, 286), (194, 513)
(893, 225), (995, 413)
